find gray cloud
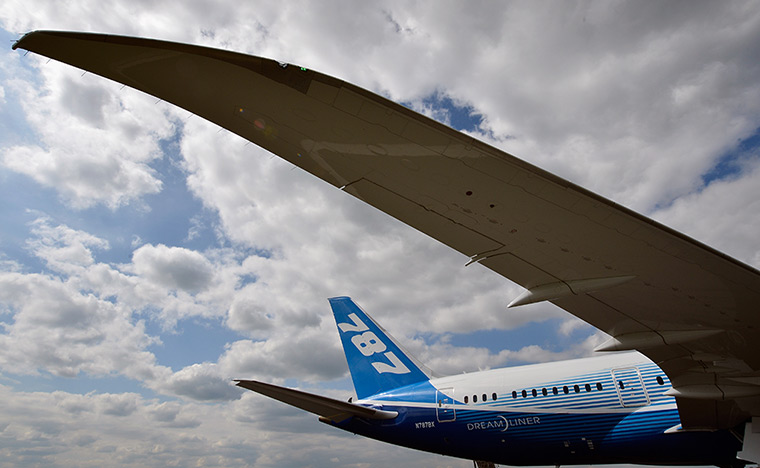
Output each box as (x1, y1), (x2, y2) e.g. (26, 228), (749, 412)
(98, 393), (139, 417)
(149, 401), (201, 428)
(131, 244), (215, 293)
(1, 57), (171, 209)
(60, 76), (112, 128)
(1, 2), (759, 467)
(161, 363), (242, 401)
(26, 216), (109, 274)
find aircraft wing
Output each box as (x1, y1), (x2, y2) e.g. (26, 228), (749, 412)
(235, 380), (397, 423)
(13, 31), (760, 430)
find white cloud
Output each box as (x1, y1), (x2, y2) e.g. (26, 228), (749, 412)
(1, 2), (759, 467)
(160, 362), (241, 401)
(1, 57), (174, 209)
(96, 392), (139, 416)
(0, 384), (463, 467)
(558, 316), (592, 337)
(149, 401), (201, 428)
(405, 328), (606, 377)
(131, 244), (215, 293)
(652, 157), (760, 268)
(180, 120), (553, 343)
(26, 216), (109, 274)
(0, 271), (166, 380)
(218, 333), (347, 385)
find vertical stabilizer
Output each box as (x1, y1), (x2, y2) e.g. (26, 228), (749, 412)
(329, 297), (431, 399)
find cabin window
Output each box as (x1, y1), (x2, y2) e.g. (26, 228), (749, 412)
(482, 394), (487, 402)
(492, 393), (498, 401)
(585, 383), (591, 392)
(529, 389), (536, 397)
(464, 396), (469, 404)
(512, 391), (517, 399)
(574, 385), (580, 393)
(596, 382), (603, 391)
(656, 376), (664, 385)
(553, 387), (558, 395)
(522, 390), (527, 398)
(563, 386), (569, 394)
(542, 388), (548, 396)
(473, 394), (478, 403)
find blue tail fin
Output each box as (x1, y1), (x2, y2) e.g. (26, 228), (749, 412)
(329, 297), (431, 399)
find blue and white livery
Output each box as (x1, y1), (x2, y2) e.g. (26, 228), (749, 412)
(237, 297), (742, 467)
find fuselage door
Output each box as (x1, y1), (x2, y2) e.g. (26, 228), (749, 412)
(436, 387), (456, 422)
(612, 367), (650, 407)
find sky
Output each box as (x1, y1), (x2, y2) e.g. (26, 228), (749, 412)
(1, 1), (759, 467)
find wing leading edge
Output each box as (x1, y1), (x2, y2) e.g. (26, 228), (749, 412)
(13, 30), (760, 430)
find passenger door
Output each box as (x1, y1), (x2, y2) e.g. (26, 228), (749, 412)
(612, 367), (650, 407)
(436, 388), (456, 422)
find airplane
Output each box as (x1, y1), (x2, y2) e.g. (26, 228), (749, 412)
(12, 30), (760, 467)
(239, 297), (743, 467)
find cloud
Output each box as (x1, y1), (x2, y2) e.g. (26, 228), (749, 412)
(652, 157), (760, 268)
(149, 401), (201, 428)
(26, 216), (109, 274)
(131, 244), (215, 293)
(218, 333), (347, 385)
(408, 328), (606, 377)
(0, 271), (166, 379)
(1, 56), (174, 209)
(180, 120), (551, 343)
(1, 2), (760, 467)
(0, 215), (353, 395)
(97, 392), (139, 416)
(59, 76), (113, 128)
(0, 384), (448, 467)
(160, 363), (241, 401)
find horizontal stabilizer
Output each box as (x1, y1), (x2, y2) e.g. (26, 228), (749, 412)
(235, 380), (397, 423)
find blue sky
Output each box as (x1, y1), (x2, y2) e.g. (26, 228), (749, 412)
(702, 127), (760, 186)
(1, 2), (760, 467)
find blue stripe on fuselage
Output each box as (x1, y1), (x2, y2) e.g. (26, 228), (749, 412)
(329, 404), (740, 466)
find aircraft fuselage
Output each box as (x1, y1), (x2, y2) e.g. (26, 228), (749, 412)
(328, 353), (742, 466)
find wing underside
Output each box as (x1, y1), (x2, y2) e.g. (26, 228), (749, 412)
(13, 30), (760, 429)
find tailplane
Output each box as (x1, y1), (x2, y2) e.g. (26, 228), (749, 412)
(235, 379), (398, 423)
(329, 296), (433, 399)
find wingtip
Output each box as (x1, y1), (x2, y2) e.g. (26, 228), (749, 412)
(234, 379), (255, 388)
(11, 31), (34, 51)
(12, 30), (57, 51)
(10, 30), (114, 52)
